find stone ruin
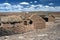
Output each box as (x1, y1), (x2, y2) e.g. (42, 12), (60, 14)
(48, 13), (60, 22)
(0, 12), (60, 36)
(0, 13), (46, 36)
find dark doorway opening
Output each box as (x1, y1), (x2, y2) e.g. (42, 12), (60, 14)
(43, 17), (48, 22)
(29, 20), (33, 24)
(24, 21), (27, 25)
(10, 22), (15, 25)
(0, 23), (1, 26)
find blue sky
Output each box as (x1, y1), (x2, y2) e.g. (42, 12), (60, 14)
(0, 0), (60, 12)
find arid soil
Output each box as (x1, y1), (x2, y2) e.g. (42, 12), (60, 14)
(0, 22), (60, 40)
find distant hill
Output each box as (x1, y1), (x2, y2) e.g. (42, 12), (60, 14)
(0, 11), (60, 16)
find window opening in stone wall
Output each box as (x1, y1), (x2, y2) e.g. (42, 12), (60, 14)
(24, 21), (27, 25)
(29, 20), (33, 24)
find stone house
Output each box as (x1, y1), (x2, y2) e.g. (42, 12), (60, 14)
(29, 14), (45, 29)
(0, 13), (46, 34)
(48, 13), (60, 23)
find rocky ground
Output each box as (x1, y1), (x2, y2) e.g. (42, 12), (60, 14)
(0, 22), (60, 40)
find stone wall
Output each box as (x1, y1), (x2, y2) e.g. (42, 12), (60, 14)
(0, 13), (46, 36)
(30, 14), (45, 29)
(48, 15), (55, 22)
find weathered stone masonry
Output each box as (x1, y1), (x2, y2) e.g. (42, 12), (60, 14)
(0, 12), (60, 36)
(0, 13), (46, 35)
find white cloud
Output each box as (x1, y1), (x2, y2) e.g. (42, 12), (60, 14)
(21, 5), (60, 12)
(0, 3), (11, 7)
(45, 5), (49, 8)
(30, 5), (36, 7)
(30, 2), (33, 3)
(0, 3), (23, 12)
(12, 5), (23, 10)
(20, 2), (29, 5)
(3, 3), (11, 6)
(0, 3), (12, 11)
(49, 3), (54, 5)
(34, 1), (37, 3)
(36, 4), (43, 7)
(0, 3), (60, 12)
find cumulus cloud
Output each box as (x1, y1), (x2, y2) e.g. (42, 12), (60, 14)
(45, 5), (49, 8)
(21, 5), (60, 12)
(19, 2), (29, 5)
(34, 1), (37, 3)
(0, 3), (11, 7)
(0, 3), (60, 12)
(3, 3), (11, 6)
(30, 2), (33, 3)
(0, 3), (12, 12)
(49, 3), (54, 5)
(0, 3), (23, 12)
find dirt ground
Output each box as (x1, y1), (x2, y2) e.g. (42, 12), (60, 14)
(0, 22), (60, 40)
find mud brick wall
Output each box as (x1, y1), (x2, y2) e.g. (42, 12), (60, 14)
(48, 15), (55, 22)
(22, 20), (35, 32)
(0, 13), (46, 35)
(29, 14), (45, 29)
(0, 15), (35, 34)
(12, 24), (26, 33)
